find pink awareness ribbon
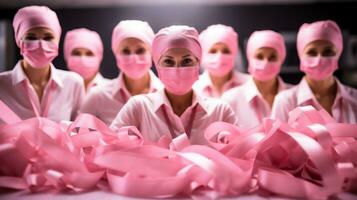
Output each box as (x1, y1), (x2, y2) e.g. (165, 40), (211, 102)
(0, 100), (356, 199)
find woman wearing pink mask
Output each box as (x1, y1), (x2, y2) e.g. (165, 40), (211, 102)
(64, 28), (108, 91)
(79, 20), (163, 125)
(272, 20), (357, 123)
(110, 25), (237, 145)
(222, 30), (291, 130)
(0, 6), (84, 123)
(193, 24), (250, 98)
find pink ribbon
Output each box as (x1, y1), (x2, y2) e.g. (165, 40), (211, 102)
(0, 100), (356, 199)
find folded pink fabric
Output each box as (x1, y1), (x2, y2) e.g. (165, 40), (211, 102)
(0, 99), (356, 199)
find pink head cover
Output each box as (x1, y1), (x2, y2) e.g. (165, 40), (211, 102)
(247, 30), (286, 64)
(111, 20), (155, 53)
(297, 20), (343, 58)
(199, 24), (238, 56)
(64, 28), (103, 61)
(13, 5), (62, 47)
(152, 25), (202, 66)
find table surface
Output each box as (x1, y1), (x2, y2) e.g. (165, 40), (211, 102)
(0, 190), (356, 200)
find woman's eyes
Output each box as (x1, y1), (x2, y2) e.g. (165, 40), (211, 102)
(122, 48), (147, 55)
(135, 48), (146, 55)
(222, 48), (231, 54)
(163, 59), (175, 66)
(122, 48), (131, 55)
(268, 54), (278, 62)
(255, 54), (264, 60)
(209, 48), (230, 54)
(209, 49), (217, 54)
(181, 58), (194, 66)
(85, 52), (95, 56)
(306, 49), (318, 57)
(322, 48), (336, 57)
(72, 51), (94, 57)
(24, 34), (54, 41)
(254, 53), (277, 62)
(24, 35), (37, 40)
(161, 58), (195, 67)
(72, 51), (81, 56)
(306, 48), (336, 57)
(43, 36), (54, 41)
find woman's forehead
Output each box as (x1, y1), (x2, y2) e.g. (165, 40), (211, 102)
(26, 26), (54, 35)
(255, 47), (277, 54)
(304, 40), (335, 50)
(119, 38), (146, 47)
(210, 42), (229, 49)
(163, 48), (194, 57)
(72, 47), (93, 53)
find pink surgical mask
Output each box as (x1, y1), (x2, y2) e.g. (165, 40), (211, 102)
(157, 65), (199, 95)
(21, 39), (58, 68)
(202, 53), (234, 77)
(248, 59), (281, 81)
(116, 54), (152, 79)
(67, 56), (100, 79)
(300, 56), (338, 80)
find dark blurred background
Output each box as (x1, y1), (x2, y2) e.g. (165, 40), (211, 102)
(0, 0), (356, 86)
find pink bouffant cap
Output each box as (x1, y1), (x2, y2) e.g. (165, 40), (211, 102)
(111, 20), (155, 53)
(13, 5), (62, 47)
(64, 28), (103, 61)
(246, 30), (286, 63)
(152, 25), (202, 66)
(199, 24), (238, 56)
(297, 20), (343, 58)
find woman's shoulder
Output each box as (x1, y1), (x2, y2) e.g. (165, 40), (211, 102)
(198, 95), (233, 115)
(222, 84), (246, 98)
(341, 83), (357, 96)
(277, 84), (300, 99)
(0, 70), (13, 90)
(126, 92), (158, 108)
(339, 82), (357, 106)
(0, 70), (13, 81)
(54, 68), (83, 85)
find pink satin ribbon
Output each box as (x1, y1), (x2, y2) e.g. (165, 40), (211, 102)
(0, 99), (356, 199)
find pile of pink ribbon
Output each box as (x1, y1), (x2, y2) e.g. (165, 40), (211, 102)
(0, 100), (356, 199)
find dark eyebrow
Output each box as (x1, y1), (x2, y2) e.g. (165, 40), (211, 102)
(163, 55), (174, 59)
(135, 45), (145, 49)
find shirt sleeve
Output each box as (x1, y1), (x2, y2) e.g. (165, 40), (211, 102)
(79, 89), (99, 116)
(221, 102), (239, 126)
(271, 92), (291, 123)
(221, 91), (235, 109)
(71, 78), (85, 120)
(109, 97), (139, 132)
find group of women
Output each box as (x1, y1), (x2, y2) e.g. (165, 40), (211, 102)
(0, 5), (356, 145)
